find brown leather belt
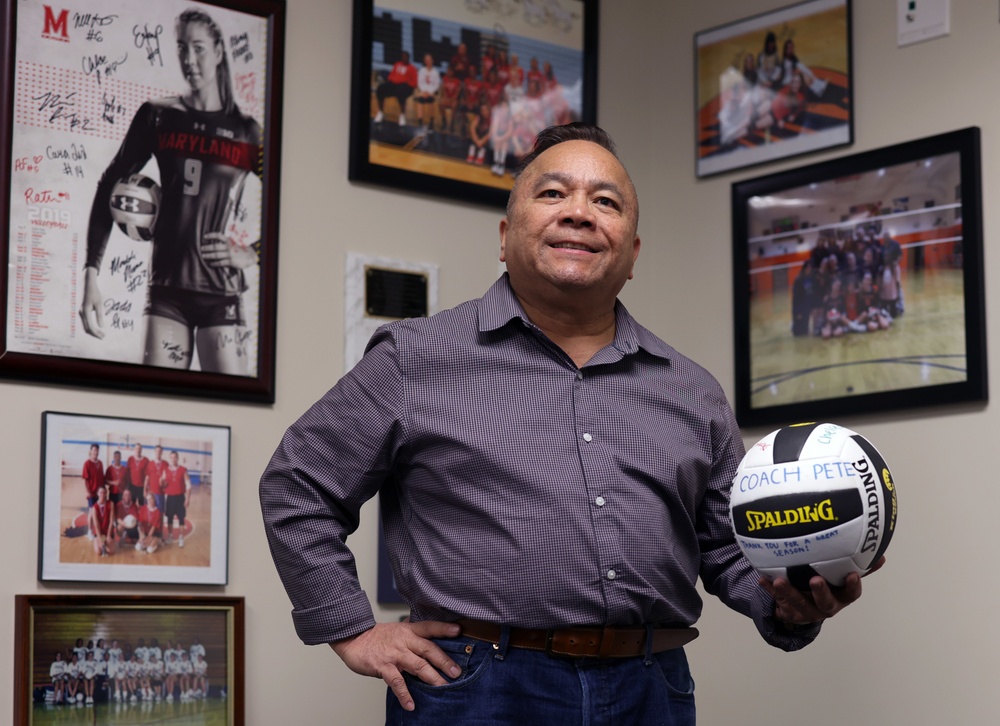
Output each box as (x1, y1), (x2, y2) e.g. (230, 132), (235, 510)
(456, 619), (698, 659)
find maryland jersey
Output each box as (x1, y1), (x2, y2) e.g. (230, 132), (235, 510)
(88, 97), (263, 295)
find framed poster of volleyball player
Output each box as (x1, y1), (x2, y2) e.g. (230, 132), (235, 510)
(0, 0), (285, 403)
(39, 411), (232, 585)
(349, 0), (598, 208)
(731, 127), (987, 428)
(14, 594), (244, 723)
(695, 0), (853, 178)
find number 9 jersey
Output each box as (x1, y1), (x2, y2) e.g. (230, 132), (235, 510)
(86, 97), (263, 296)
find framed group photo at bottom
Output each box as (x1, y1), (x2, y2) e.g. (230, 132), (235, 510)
(14, 595), (244, 725)
(39, 411), (231, 585)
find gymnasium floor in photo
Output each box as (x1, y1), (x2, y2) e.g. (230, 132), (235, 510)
(31, 696), (230, 725)
(749, 266), (966, 409)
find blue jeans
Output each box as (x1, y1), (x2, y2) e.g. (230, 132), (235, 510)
(386, 633), (695, 725)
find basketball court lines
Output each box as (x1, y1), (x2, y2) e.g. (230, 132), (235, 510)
(752, 353), (968, 396)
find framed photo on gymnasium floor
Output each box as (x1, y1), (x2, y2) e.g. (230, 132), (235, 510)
(349, 0), (598, 207)
(14, 594), (244, 724)
(0, 0), (285, 403)
(732, 127), (987, 427)
(695, 0), (853, 178)
(38, 411), (231, 585)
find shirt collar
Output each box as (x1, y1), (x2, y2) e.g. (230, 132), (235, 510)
(479, 274), (672, 362)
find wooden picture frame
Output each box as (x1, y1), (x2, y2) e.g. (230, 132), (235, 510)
(39, 411), (231, 585)
(695, 0), (853, 178)
(731, 127), (987, 427)
(349, 0), (598, 207)
(14, 594), (244, 723)
(0, 0), (285, 403)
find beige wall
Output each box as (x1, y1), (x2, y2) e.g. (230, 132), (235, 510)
(3, 0), (997, 723)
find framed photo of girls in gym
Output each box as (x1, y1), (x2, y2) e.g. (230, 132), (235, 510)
(731, 127), (987, 428)
(0, 0), (285, 403)
(38, 411), (232, 585)
(14, 594), (244, 723)
(349, 0), (598, 208)
(695, 0), (853, 178)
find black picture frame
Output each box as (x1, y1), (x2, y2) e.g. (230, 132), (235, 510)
(349, 0), (598, 208)
(0, 0), (285, 403)
(14, 594), (244, 723)
(732, 127), (987, 427)
(695, 0), (853, 178)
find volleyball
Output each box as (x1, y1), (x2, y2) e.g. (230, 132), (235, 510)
(109, 173), (160, 241)
(730, 422), (897, 589)
(122, 514), (138, 529)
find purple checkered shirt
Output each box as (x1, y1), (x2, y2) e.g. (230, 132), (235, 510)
(260, 275), (815, 651)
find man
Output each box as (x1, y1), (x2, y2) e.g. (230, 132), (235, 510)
(373, 50), (418, 126)
(148, 444), (169, 512)
(87, 485), (116, 557)
(137, 495), (163, 555)
(81, 444), (104, 541)
(126, 442), (148, 506)
(115, 488), (140, 544)
(162, 450), (192, 547)
(260, 123), (873, 723)
(104, 450), (125, 504)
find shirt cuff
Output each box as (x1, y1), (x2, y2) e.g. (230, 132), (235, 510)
(290, 590), (376, 646)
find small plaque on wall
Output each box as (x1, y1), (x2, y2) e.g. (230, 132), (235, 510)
(365, 268), (429, 319)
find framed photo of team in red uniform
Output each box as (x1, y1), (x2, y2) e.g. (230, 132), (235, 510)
(14, 594), (244, 723)
(731, 127), (987, 427)
(695, 0), (853, 178)
(39, 411), (232, 585)
(349, 0), (598, 208)
(0, 0), (285, 403)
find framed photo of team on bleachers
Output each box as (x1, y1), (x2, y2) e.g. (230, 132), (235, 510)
(731, 127), (987, 427)
(39, 411), (232, 585)
(14, 594), (244, 724)
(349, 0), (598, 208)
(695, 0), (853, 178)
(0, 0), (286, 403)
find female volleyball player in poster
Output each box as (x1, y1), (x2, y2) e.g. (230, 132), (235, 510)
(79, 8), (263, 375)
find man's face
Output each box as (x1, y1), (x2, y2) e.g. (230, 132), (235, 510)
(89, 446), (99, 461)
(155, 446), (163, 460)
(113, 452), (121, 465)
(135, 444), (143, 457)
(500, 140), (640, 304)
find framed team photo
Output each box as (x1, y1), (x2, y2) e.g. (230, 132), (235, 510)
(0, 0), (286, 403)
(14, 594), (244, 725)
(39, 411), (231, 585)
(731, 127), (987, 427)
(349, 0), (598, 208)
(695, 0), (853, 178)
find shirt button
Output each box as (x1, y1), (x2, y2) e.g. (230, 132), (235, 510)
(576, 371), (584, 380)
(595, 496), (606, 507)
(606, 569), (617, 580)
(582, 433), (592, 442)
